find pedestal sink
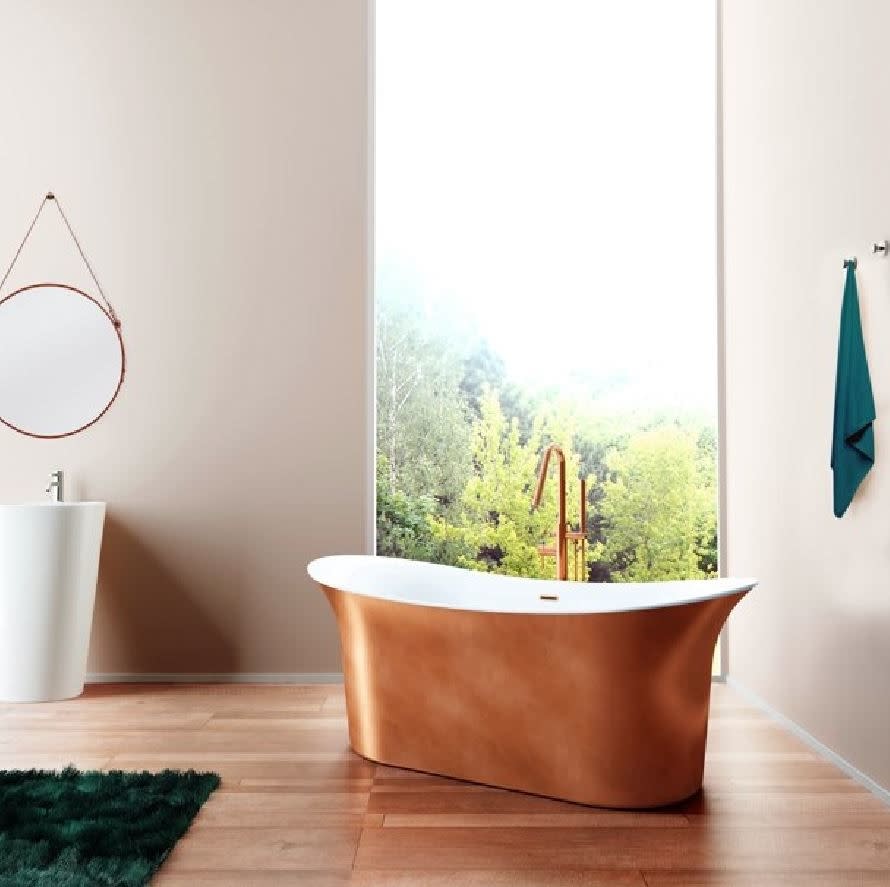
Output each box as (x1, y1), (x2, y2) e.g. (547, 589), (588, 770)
(0, 502), (106, 702)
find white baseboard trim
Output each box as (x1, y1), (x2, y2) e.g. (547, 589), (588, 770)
(727, 676), (890, 807)
(86, 672), (344, 684)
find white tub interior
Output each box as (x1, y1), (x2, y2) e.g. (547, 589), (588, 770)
(308, 555), (757, 615)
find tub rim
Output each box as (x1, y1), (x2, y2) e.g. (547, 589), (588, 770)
(308, 554), (757, 616)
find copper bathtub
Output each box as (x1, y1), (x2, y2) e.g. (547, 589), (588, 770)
(309, 555), (755, 809)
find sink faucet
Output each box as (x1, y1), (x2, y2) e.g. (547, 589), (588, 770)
(531, 445), (567, 581)
(46, 470), (64, 503)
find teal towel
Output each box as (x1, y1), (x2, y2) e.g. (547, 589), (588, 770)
(831, 263), (875, 517)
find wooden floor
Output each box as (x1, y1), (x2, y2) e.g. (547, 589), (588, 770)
(1, 684), (889, 885)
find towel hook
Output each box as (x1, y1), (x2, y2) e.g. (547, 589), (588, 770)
(844, 257), (857, 269)
(873, 240), (889, 256)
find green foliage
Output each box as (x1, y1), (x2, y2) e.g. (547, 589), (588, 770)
(376, 296), (471, 513)
(431, 390), (592, 578)
(460, 341), (506, 417)
(374, 290), (718, 583)
(375, 455), (467, 565)
(461, 342), (537, 442)
(597, 427), (717, 581)
(694, 425), (719, 574)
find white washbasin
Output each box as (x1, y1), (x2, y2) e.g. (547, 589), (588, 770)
(0, 502), (106, 702)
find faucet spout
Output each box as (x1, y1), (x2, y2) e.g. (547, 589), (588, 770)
(46, 470), (64, 504)
(532, 445), (564, 509)
(532, 445), (567, 580)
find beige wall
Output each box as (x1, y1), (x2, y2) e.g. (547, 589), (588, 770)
(0, 0), (369, 674)
(723, 0), (890, 788)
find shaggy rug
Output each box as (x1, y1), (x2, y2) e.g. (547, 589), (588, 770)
(0, 767), (220, 886)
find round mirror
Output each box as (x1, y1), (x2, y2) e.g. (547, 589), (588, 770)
(0, 283), (124, 438)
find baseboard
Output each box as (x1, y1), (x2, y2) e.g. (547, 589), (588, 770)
(86, 672), (344, 684)
(727, 676), (890, 807)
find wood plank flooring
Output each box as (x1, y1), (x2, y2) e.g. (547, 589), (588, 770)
(0, 683), (888, 885)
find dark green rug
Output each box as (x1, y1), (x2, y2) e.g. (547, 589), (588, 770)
(0, 767), (220, 887)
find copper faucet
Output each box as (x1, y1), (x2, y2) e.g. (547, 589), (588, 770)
(532, 445), (568, 580)
(532, 445), (587, 582)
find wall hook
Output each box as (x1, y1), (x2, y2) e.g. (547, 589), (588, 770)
(844, 257), (857, 269)
(873, 240), (889, 256)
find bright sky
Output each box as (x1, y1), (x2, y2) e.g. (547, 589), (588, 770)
(376, 0), (717, 411)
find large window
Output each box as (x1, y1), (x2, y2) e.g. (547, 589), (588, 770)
(375, 2), (718, 599)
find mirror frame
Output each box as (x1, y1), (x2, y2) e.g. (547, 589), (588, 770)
(0, 282), (125, 439)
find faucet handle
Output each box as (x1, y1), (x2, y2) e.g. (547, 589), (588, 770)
(46, 470), (64, 502)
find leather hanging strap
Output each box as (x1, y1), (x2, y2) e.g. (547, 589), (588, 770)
(0, 192), (120, 327)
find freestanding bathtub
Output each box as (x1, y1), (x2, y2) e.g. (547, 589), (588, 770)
(308, 555), (755, 809)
